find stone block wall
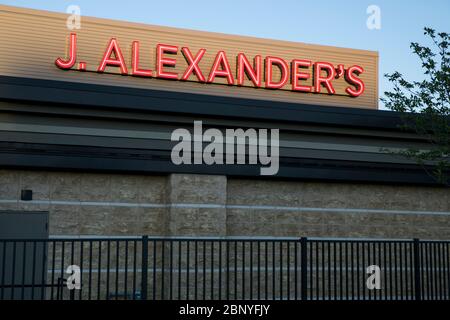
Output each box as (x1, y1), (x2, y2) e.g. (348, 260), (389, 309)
(0, 170), (449, 239)
(0, 170), (167, 236)
(226, 179), (450, 239)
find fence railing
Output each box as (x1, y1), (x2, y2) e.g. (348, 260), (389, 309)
(0, 236), (449, 300)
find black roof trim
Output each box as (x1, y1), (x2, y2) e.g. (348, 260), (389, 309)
(0, 142), (438, 185)
(0, 75), (403, 130)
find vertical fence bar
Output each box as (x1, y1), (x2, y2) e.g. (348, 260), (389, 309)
(79, 241), (84, 300)
(249, 242), (252, 300)
(186, 241), (190, 300)
(115, 240), (119, 300)
(427, 242), (430, 300)
(382, 242), (387, 300)
(409, 241), (414, 300)
(161, 241), (165, 300)
(430, 242), (434, 300)
(413, 238), (421, 301)
(272, 241), (275, 300)
(378, 242), (383, 300)
(294, 241), (298, 300)
(195, 241), (198, 300)
(124, 241), (129, 300)
(178, 240), (181, 300)
(106, 240), (110, 300)
(169, 240), (173, 300)
(234, 241), (238, 300)
(310, 241), (313, 300)
(287, 242), (291, 300)
(88, 241), (92, 300)
(388, 242), (393, 300)
(404, 242), (409, 300)
(433, 242), (438, 300)
(339, 242), (343, 300)
(429, 242), (434, 300)
(280, 241), (283, 300)
(394, 242), (398, 300)
(60, 241), (65, 300)
(211, 241), (214, 300)
(133, 240), (137, 300)
(444, 242), (448, 300)
(141, 236), (148, 300)
(265, 241), (268, 300)
(438, 242), (443, 300)
(442, 243), (446, 300)
(300, 237), (307, 301)
(242, 241), (245, 300)
(367, 242), (371, 301)
(356, 242), (360, 300)
(328, 241), (331, 301)
(444, 243), (449, 300)
(4, 237), (450, 301)
(315, 241), (319, 300)
(50, 241), (55, 300)
(219, 241), (222, 300)
(203, 241), (206, 300)
(41, 241), (47, 300)
(169, 241), (173, 300)
(429, 242), (433, 300)
(20, 241), (26, 300)
(345, 242), (348, 300)
(31, 241), (36, 300)
(98, 241), (102, 300)
(420, 242), (425, 299)
(153, 240), (157, 300)
(321, 241), (325, 300)
(373, 242), (377, 300)
(70, 241), (74, 301)
(333, 242), (337, 301)
(0, 241), (6, 300)
(257, 241), (261, 300)
(399, 242), (403, 300)
(350, 242), (354, 301)
(226, 241), (229, 300)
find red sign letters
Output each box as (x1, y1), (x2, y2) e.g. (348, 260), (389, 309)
(55, 33), (365, 97)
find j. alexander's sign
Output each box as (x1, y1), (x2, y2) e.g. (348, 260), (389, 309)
(55, 33), (365, 97)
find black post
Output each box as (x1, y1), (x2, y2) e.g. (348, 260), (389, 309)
(141, 236), (149, 300)
(56, 277), (63, 300)
(300, 237), (307, 301)
(413, 238), (421, 301)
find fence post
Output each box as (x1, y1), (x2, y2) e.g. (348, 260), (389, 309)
(300, 237), (307, 301)
(141, 236), (148, 300)
(413, 238), (421, 301)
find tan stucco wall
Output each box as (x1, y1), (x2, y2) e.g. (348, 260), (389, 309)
(1, 170), (449, 239)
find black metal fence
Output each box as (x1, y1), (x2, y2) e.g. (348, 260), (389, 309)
(0, 236), (449, 300)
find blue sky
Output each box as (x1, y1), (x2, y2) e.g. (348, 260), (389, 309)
(1, 0), (449, 109)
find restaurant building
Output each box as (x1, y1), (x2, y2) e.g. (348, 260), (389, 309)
(0, 5), (449, 241)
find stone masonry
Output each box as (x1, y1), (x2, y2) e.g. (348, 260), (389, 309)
(0, 169), (449, 239)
